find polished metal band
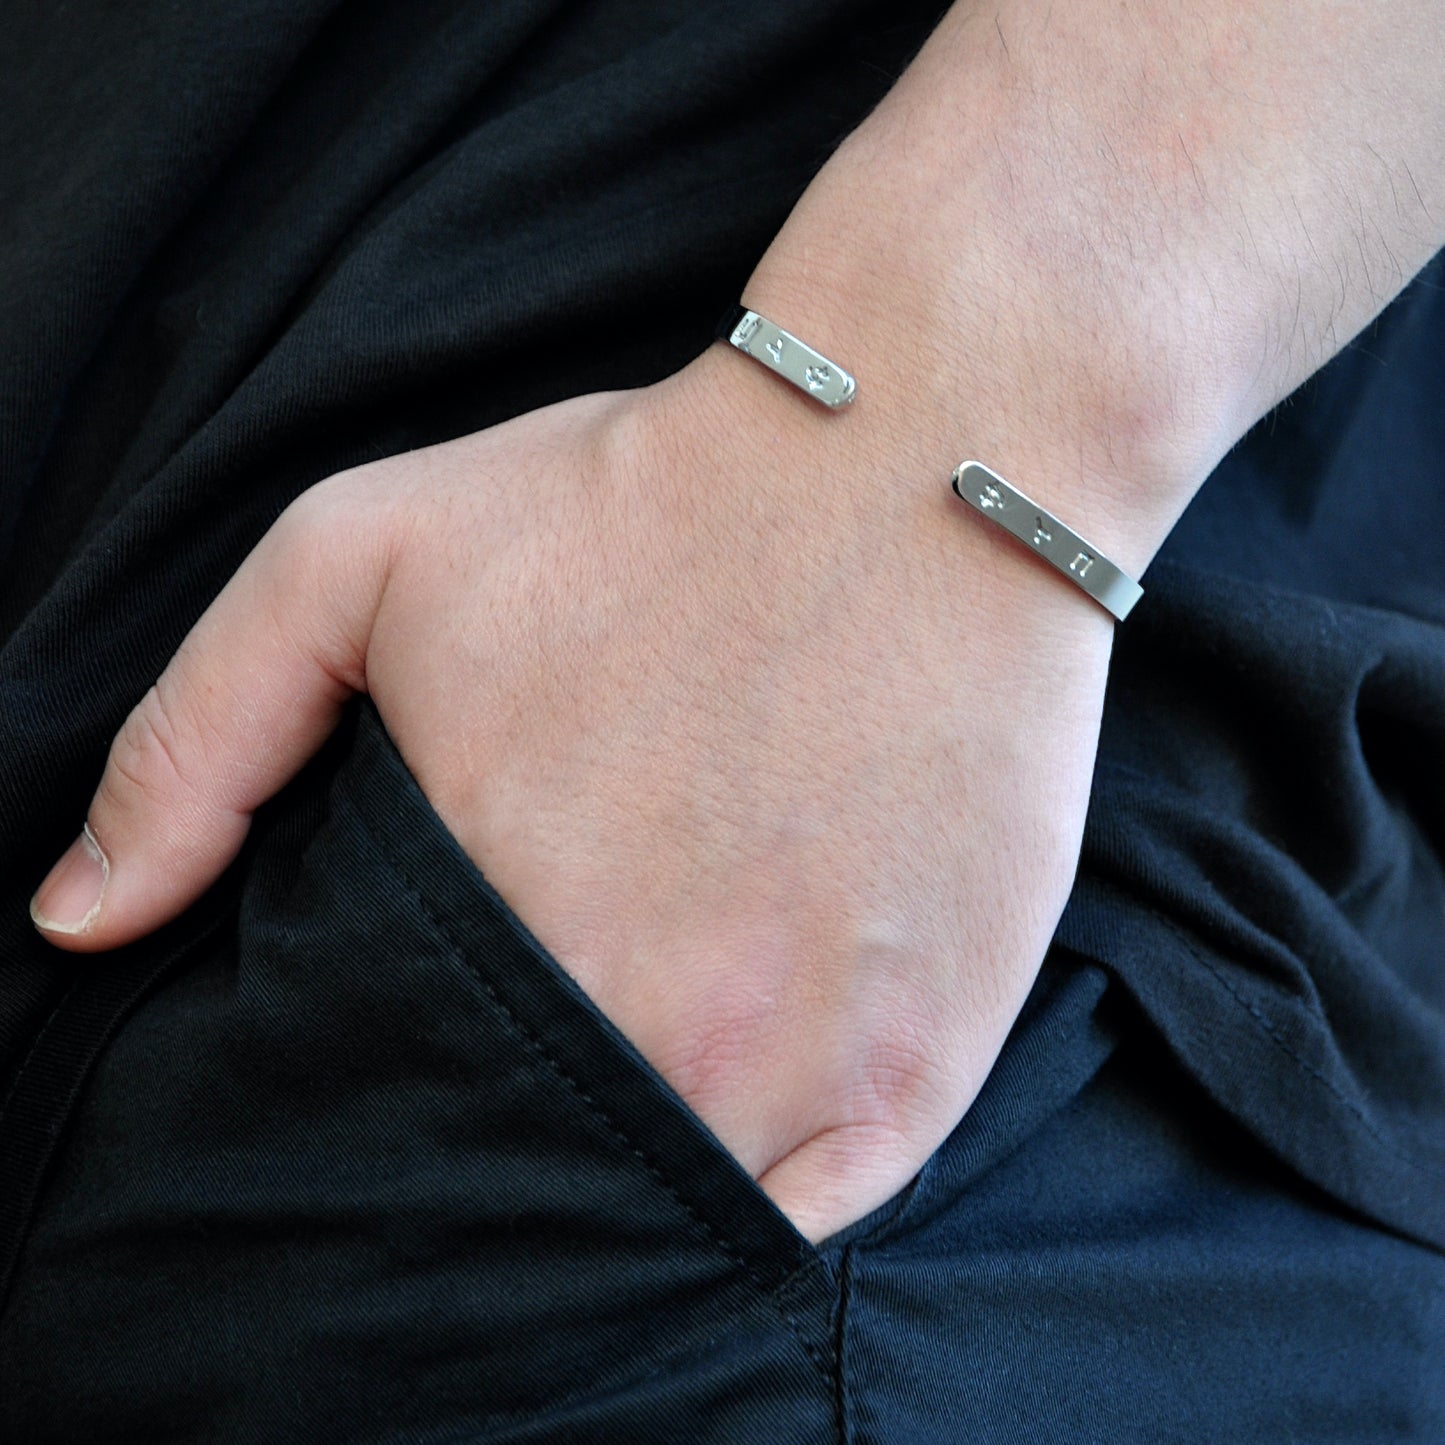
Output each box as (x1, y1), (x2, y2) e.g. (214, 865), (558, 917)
(717, 303), (856, 409)
(952, 461), (1144, 621)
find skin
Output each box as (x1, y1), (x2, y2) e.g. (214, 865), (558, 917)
(31, 1), (1445, 1244)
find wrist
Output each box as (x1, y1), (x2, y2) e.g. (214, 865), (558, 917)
(639, 335), (1122, 652)
(733, 166), (1213, 583)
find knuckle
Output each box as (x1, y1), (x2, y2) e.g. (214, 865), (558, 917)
(852, 998), (957, 1137)
(264, 471), (401, 605)
(266, 479), (343, 563)
(282, 464), (398, 544)
(100, 683), (195, 813)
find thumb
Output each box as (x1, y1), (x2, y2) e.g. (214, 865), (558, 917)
(30, 481), (394, 952)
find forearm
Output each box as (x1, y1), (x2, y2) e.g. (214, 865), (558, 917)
(731, 1), (1445, 574)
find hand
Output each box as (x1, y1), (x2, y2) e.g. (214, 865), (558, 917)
(27, 0), (1445, 1248)
(29, 343), (1117, 1244)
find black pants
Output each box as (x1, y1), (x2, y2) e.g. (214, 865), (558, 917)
(2, 3), (1443, 1438)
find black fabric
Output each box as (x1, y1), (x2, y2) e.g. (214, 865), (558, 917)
(0, 901), (228, 1316)
(0, 686), (1087, 1438)
(1, 0), (1443, 1436)
(5, 702), (1439, 1440)
(1059, 285), (1445, 1247)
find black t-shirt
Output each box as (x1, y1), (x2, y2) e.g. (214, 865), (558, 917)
(1, 0), (1441, 1254)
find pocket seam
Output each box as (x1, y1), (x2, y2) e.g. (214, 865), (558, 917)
(351, 795), (839, 1392)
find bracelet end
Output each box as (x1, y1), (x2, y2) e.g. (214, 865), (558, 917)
(951, 461), (1143, 622)
(720, 306), (856, 409)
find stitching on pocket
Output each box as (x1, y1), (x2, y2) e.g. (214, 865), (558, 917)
(351, 798), (838, 1391)
(832, 1243), (856, 1445)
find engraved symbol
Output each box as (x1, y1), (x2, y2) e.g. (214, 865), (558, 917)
(1032, 517), (1053, 547)
(1070, 552), (1095, 577)
(978, 484), (1005, 510)
(765, 336), (785, 364)
(732, 315), (760, 348)
(803, 364), (831, 392)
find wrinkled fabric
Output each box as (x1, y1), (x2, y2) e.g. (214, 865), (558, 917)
(1, 2), (1441, 1438)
